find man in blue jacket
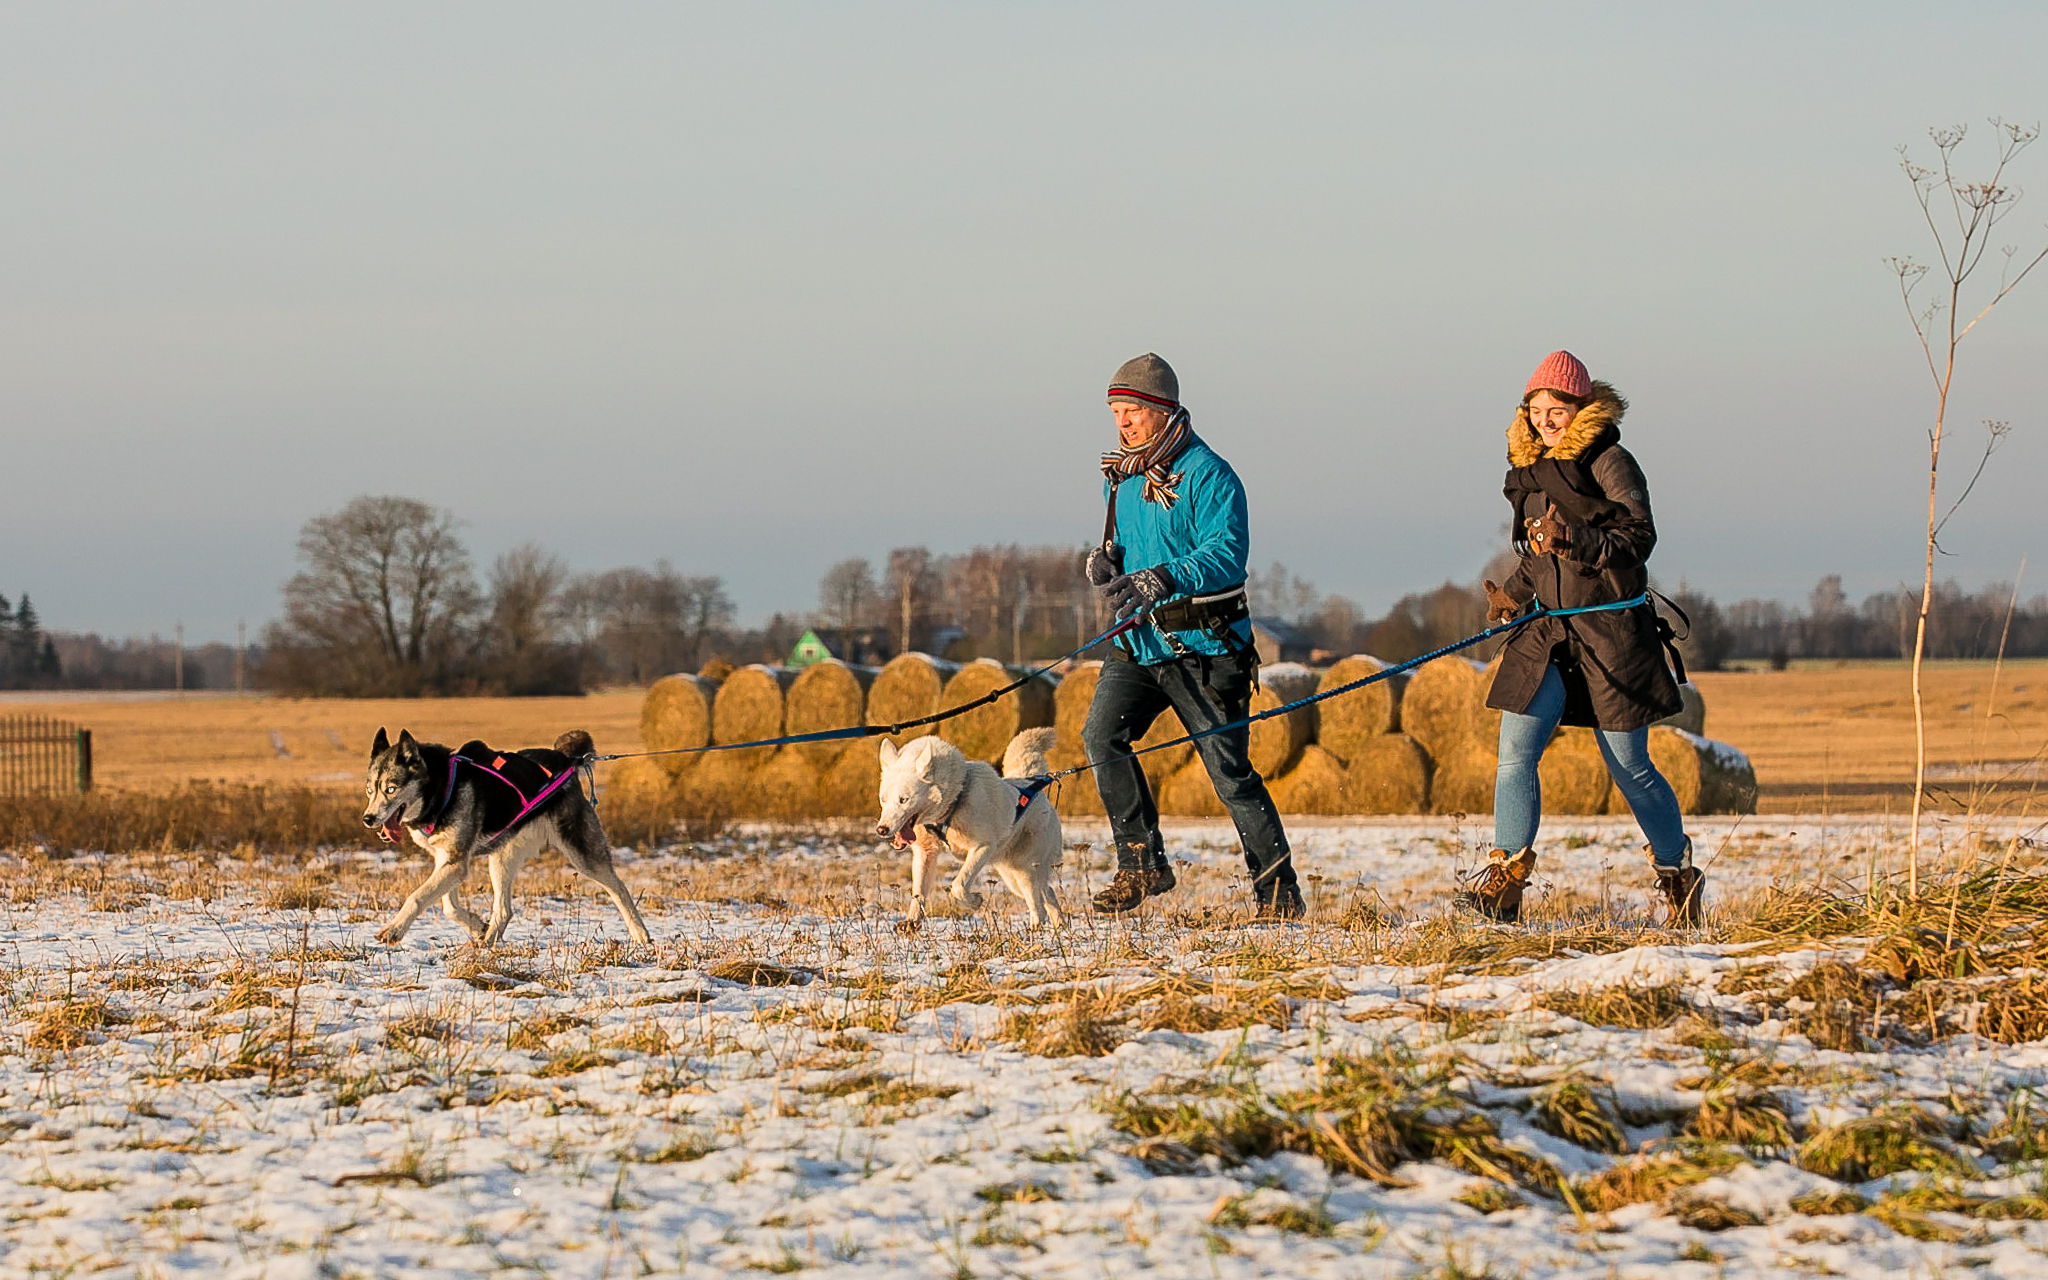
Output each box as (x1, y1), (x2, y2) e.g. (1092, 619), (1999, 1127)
(1082, 353), (1302, 918)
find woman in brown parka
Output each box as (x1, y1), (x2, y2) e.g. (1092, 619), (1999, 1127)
(1455, 350), (1703, 927)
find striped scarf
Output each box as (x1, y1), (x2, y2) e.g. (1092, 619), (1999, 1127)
(1100, 406), (1194, 508)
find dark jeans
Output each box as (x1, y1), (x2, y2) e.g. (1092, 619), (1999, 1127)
(1081, 649), (1295, 892)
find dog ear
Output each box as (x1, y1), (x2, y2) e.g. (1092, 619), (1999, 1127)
(371, 727), (389, 758)
(878, 739), (898, 769)
(397, 729), (419, 759)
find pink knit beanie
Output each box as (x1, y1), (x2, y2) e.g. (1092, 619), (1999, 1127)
(1524, 350), (1592, 400)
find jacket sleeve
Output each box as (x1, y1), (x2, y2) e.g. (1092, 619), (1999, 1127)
(1153, 462), (1250, 595)
(1501, 554), (1535, 604)
(1562, 447), (1657, 574)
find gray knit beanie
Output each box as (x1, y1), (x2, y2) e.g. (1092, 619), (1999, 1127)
(1107, 353), (1179, 410)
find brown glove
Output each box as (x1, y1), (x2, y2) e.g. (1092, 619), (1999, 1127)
(1525, 503), (1572, 556)
(1483, 579), (1521, 625)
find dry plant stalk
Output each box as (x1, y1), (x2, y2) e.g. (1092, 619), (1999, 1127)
(1890, 119), (2048, 892)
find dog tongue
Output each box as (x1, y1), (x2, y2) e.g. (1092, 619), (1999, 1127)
(381, 819), (405, 844)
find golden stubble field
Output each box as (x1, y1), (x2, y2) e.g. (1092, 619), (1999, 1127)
(7, 658), (2046, 813)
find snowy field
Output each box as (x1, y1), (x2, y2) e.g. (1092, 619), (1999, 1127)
(6, 813), (2048, 1278)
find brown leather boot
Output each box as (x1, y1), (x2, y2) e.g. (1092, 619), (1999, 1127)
(1092, 865), (1176, 914)
(1648, 839), (1704, 927)
(1455, 848), (1537, 923)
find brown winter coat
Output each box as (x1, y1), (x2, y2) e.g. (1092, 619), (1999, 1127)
(1485, 381), (1683, 730)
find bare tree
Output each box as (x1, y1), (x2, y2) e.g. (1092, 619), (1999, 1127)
(817, 558), (878, 631)
(269, 495), (479, 694)
(886, 546), (931, 655)
(560, 563), (735, 682)
(487, 543), (569, 654)
(1889, 119), (2048, 891)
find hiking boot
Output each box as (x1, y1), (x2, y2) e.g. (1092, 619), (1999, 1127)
(1455, 848), (1537, 923)
(1254, 880), (1306, 921)
(1092, 864), (1176, 914)
(1648, 839), (1704, 927)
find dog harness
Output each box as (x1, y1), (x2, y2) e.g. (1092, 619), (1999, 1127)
(411, 751), (579, 845)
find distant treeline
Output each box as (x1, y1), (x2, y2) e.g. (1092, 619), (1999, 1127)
(0, 593), (62, 689)
(1249, 568), (2048, 672)
(26, 495), (2048, 697)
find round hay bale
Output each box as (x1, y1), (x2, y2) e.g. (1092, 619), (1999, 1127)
(1341, 733), (1432, 814)
(1430, 735), (1499, 816)
(596, 754), (677, 811)
(1266, 744), (1347, 815)
(937, 659), (1057, 765)
(1049, 657), (1192, 784)
(1653, 682), (1707, 736)
(1539, 727), (1611, 815)
(1135, 708), (1194, 789)
(640, 673), (718, 776)
(1052, 660), (1101, 745)
(686, 748), (764, 820)
(1402, 655), (1490, 764)
(867, 652), (961, 746)
(1314, 655), (1406, 764)
(713, 665), (796, 769)
(1248, 662), (1320, 779)
(753, 748), (822, 822)
(1158, 757), (1226, 817)
(1648, 727), (1758, 816)
(1044, 734), (1106, 818)
(783, 660), (877, 768)
(822, 739), (885, 820)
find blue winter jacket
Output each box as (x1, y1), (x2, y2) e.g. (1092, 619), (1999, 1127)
(1104, 433), (1255, 664)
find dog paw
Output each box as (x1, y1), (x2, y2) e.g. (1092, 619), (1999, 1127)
(373, 925), (403, 945)
(893, 917), (923, 936)
(949, 889), (984, 910)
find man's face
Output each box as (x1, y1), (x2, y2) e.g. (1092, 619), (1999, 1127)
(1112, 400), (1170, 448)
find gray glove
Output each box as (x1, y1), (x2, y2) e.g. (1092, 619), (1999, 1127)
(1105, 566), (1174, 620)
(1085, 545), (1121, 591)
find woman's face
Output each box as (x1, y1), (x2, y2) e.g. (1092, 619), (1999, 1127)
(1527, 391), (1580, 449)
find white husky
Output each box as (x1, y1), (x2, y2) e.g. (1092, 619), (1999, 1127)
(875, 729), (1065, 932)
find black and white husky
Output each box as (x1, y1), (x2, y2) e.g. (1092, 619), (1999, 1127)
(361, 727), (652, 947)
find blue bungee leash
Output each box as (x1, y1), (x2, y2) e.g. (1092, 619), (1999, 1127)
(1003, 592), (1652, 814)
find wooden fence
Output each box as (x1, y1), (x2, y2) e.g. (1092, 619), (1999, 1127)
(0, 716), (92, 797)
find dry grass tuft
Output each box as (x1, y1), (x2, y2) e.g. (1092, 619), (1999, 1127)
(449, 950), (545, 991)
(508, 1012), (590, 1051)
(1686, 1087), (1793, 1150)
(1781, 961), (1881, 1052)
(1672, 1189), (1763, 1231)
(1574, 1143), (1742, 1212)
(1453, 1183), (1525, 1215)
(1795, 1113), (1973, 1183)
(1104, 1047), (1566, 1197)
(705, 959), (807, 987)
(263, 879), (331, 911)
(1969, 975), (2048, 1045)
(26, 994), (130, 1050)
(1002, 988), (1126, 1058)
(1528, 1077), (1626, 1154)
(535, 1049), (612, 1078)
(1788, 1188), (1869, 1216)
(1535, 983), (1689, 1030)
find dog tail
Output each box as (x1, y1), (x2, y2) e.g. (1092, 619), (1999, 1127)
(554, 729), (595, 761)
(1002, 727), (1056, 779)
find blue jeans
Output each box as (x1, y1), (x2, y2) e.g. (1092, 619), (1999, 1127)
(1494, 662), (1688, 866)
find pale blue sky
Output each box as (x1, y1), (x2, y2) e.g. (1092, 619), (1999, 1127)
(3, 2), (2045, 641)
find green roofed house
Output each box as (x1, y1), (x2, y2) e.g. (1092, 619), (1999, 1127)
(788, 628), (895, 669)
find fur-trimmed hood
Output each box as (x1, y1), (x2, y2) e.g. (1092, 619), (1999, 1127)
(1506, 380), (1628, 467)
